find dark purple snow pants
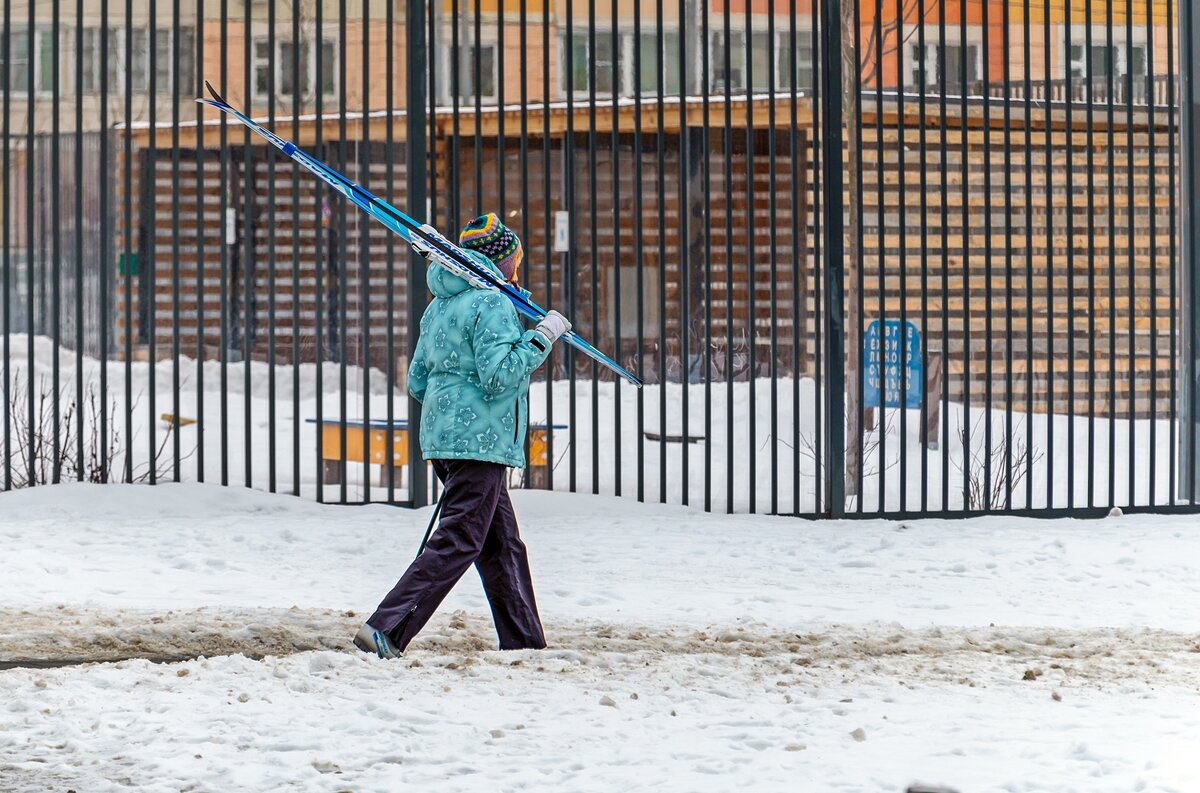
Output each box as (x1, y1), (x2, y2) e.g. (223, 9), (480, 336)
(367, 459), (546, 653)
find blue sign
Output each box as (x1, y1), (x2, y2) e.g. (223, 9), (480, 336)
(863, 320), (922, 409)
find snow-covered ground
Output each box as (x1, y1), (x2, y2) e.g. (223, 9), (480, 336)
(1, 483), (1198, 791)
(0, 335), (1182, 513)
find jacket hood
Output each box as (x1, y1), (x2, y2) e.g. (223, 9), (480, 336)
(426, 250), (504, 299)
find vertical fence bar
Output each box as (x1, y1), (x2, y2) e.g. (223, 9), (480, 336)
(938, 2), (949, 511)
(1106, 0), (1116, 506)
(655, 0), (666, 503)
(917, 0), (929, 513)
(314, 0), (325, 503)
(74, 0), (85, 479)
(1024, 0), (1034, 510)
(704, 0), (713, 512)
(1183, 0), (1200, 500)
(123, 0), (133, 484)
(787, 0), (798, 514)
(1000, 0), (1013, 509)
(818, 0), (843, 517)
(472, 0), (481, 214)
(873, 0), (884, 514)
(290, 0), (301, 495)
(1125, 0), (1136, 505)
(407, 0), (428, 507)
(611, 0), (622, 499)
(360, 0), (371, 503)
(196, 0), (206, 484)
(1064, 0), (1077, 510)
(767, 0), (778, 514)
(241, 0), (254, 490)
(896, 0), (908, 514)
(149, 0), (158, 486)
(852, 0), (864, 512)
(635, 0), (646, 503)
(957, 1), (969, 513)
(1041, 0), (1052, 508)
(588, 0), (599, 496)
(745, 0), (756, 514)
(337, 0), (349, 504)
(1084, 0), (1096, 508)
(267, 0), (278, 493)
(1147, 0), (1159, 506)
(680, 0), (691, 507)
(1167, 0), (1179, 505)
(385, 0), (396, 501)
(982, 0), (994, 509)
(566, 0), (578, 496)
(450, 0), (459, 227)
(99, 6), (110, 482)
(52, 0), (62, 484)
(810, 1), (822, 515)
(700, 0), (710, 511)
(219, 0), (230, 487)
(172, 0), (183, 483)
(543, 0), (556, 495)
(2, 6), (10, 490)
(723, 0), (733, 513)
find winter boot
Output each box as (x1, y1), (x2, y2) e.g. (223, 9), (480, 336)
(352, 622), (402, 659)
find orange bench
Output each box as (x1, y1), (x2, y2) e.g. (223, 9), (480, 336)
(308, 418), (564, 486)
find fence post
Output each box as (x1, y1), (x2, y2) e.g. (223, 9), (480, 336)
(1182, 0), (1200, 501)
(407, 0), (429, 507)
(819, 0), (845, 516)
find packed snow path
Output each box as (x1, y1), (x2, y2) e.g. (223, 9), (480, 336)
(1, 484), (1198, 791)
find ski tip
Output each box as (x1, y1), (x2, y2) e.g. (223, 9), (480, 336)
(204, 80), (226, 104)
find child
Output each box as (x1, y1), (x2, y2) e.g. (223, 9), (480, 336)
(353, 213), (571, 657)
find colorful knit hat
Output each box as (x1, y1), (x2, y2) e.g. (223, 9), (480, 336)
(459, 213), (523, 282)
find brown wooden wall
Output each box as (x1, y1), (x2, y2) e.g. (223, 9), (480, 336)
(838, 107), (1176, 419)
(117, 97), (1178, 418)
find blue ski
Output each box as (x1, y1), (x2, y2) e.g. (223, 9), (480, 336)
(197, 82), (642, 387)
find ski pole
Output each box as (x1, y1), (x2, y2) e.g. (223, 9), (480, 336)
(415, 486), (447, 559)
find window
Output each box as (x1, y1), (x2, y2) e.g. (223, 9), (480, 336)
(1069, 44), (1114, 79)
(252, 38), (337, 102)
(1064, 33), (1145, 81)
(1, 31), (31, 94)
(96, 27), (194, 95)
(710, 30), (745, 91)
(1, 28), (58, 95)
(79, 28), (98, 93)
(562, 29), (680, 98)
(710, 28), (812, 93)
(778, 30), (815, 92)
(635, 31), (680, 95)
(910, 42), (980, 93)
(455, 43), (496, 100)
(563, 32), (619, 97)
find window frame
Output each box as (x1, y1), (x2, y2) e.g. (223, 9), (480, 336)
(1063, 26), (1148, 81)
(708, 25), (814, 94)
(250, 35), (339, 104)
(907, 32), (984, 94)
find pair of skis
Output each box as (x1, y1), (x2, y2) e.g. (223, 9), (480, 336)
(197, 82), (642, 387)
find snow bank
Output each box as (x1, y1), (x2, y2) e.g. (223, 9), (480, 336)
(0, 335), (1181, 512)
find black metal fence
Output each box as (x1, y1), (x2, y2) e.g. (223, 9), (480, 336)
(0, 0), (1197, 519)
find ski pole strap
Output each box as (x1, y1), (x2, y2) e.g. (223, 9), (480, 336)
(415, 486), (448, 560)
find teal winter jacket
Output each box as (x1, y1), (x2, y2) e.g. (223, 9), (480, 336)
(407, 252), (553, 468)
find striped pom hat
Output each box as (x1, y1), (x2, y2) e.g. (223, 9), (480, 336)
(458, 213), (523, 282)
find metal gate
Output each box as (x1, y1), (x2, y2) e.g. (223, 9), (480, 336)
(0, 1), (1196, 519)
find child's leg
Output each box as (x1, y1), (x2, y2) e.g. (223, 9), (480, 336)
(367, 459), (506, 652)
(474, 485), (546, 650)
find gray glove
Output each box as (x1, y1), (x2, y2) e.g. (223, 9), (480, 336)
(535, 310), (572, 344)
